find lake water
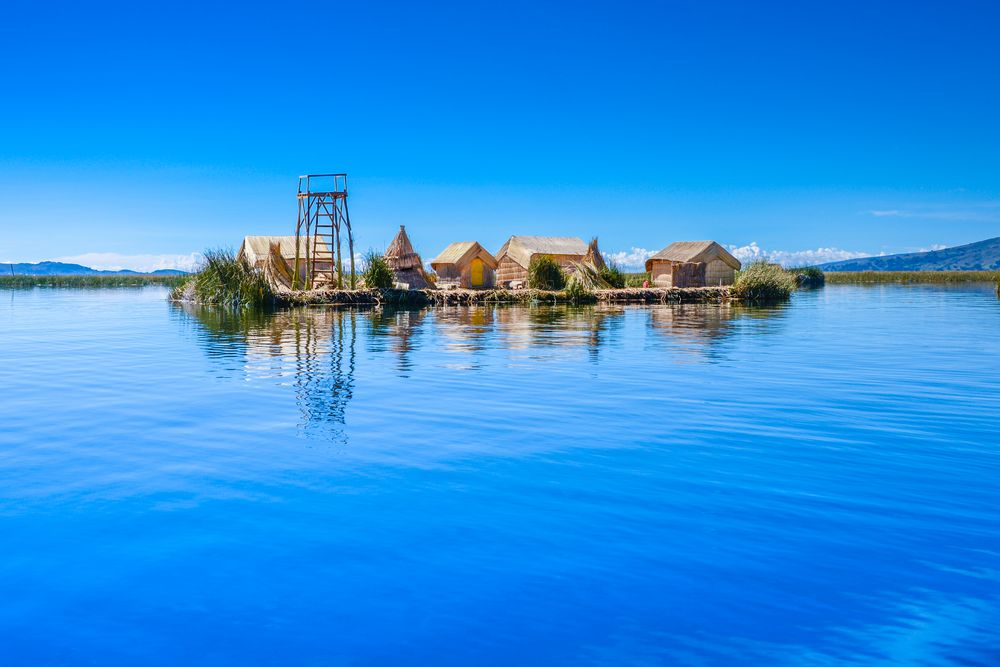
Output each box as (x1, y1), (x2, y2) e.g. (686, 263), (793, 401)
(1, 285), (999, 666)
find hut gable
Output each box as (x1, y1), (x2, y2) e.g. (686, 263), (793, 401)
(430, 241), (497, 289)
(430, 241), (497, 269)
(497, 236), (589, 270)
(645, 240), (741, 288)
(494, 235), (588, 286)
(644, 241), (740, 271)
(238, 235), (331, 268)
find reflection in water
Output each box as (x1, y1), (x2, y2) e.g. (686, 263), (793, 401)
(367, 307), (427, 376)
(648, 303), (788, 360)
(493, 305), (627, 361)
(9, 286), (999, 664)
(175, 303), (356, 443)
(435, 304), (627, 362)
(175, 301), (789, 435)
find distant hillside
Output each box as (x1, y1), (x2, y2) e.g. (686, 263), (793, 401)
(819, 237), (1000, 271)
(5, 261), (188, 276)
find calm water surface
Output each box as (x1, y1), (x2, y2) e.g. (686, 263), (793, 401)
(1, 285), (998, 666)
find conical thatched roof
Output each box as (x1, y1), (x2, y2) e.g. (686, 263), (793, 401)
(383, 225), (432, 289)
(385, 225), (424, 270)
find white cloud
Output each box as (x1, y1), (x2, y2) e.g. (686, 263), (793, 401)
(868, 204), (1000, 223)
(727, 242), (874, 267)
(603, 244), (876, 269)
(52, 252), (203, 273)
(602, 247), (655, 270)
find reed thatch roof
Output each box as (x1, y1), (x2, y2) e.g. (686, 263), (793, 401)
(582, 237), (607, 271)
(645, 241), (741, 271)
(430, 241), (498, 269)
(385, 225), (424, 270)
(495, 235), (588, 269)
(239, 236), (331, 266)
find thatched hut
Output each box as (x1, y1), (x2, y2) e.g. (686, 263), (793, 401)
(645, 241), (741, 288)
(494, 235), (588, 287)
(384, 225), (431, 289)
(430, 242), (497, 289)
(237, 235), (333, 274)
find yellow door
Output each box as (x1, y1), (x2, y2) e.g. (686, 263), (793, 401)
(470, 258), (485, 287)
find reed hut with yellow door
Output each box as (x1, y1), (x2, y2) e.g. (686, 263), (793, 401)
(430, 242), (497, 289)
(494, 235), (588, 287)
(645, 240), (741, 288)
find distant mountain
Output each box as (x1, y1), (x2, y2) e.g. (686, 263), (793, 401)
(5, 261), (188, 276)
(819, 237), (1000, 271)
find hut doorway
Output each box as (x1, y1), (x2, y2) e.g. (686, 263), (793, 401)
(470, 258), (485, 287)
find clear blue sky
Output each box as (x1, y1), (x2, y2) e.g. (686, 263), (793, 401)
(1, 0), (998, 269)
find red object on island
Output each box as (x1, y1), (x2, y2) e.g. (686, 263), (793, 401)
(642, 280), (650, 288)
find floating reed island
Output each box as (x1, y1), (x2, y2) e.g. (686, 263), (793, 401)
(171, 239), (793, 310)
(273, 285), (733, 308)
(167, 172), (810, 309)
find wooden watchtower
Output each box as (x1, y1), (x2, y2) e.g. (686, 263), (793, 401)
(293, 174), (355, 289)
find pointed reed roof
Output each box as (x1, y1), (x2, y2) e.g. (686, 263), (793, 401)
(583, 237), (607, 271)
(385, 225), (424, 270)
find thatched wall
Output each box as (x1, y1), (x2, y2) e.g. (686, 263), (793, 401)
(650, 261), (706, 288)
(435, 259), (495, 289)
(496, 254), (583, 286)
(704, 259), (736, 286)
(496, 256), (527, 285)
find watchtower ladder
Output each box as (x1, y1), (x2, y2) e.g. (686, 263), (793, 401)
(294, 174), (355, 290)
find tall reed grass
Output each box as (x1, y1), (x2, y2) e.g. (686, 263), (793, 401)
(732, 261), (797, 304)
(528, 256), (566, 290)
(361, 251), (394, 289)
(787, 266), (826, 287)
(182, 248), (274, 309)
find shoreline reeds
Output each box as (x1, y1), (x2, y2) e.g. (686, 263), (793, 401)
(825, 270), (999, 284)
(0, 274), (188, 288)
(731, 261), (797, 304)
(173, 248), (274, 309)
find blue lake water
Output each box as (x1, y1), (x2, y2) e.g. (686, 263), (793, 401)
(1, 285), (999, 666)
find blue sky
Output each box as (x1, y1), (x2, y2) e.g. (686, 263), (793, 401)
(1, 0), (998, 270)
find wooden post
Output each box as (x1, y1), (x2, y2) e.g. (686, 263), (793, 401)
(334, 215), (343, 289)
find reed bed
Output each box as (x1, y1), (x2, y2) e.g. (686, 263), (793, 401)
(732, 261), (797, 304)
(360, 251), (394, 289)
(787, 266), (826, 287)
(826, 271), (1000, 284)
(527, 256), (567, 290)
(173, 249), (274, 309)
(1, 274), (188, 288)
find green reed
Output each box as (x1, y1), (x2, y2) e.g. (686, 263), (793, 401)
(732, 261), (797, 304)
(826, 271), (999, 284)
(0, 274), (188, 288)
